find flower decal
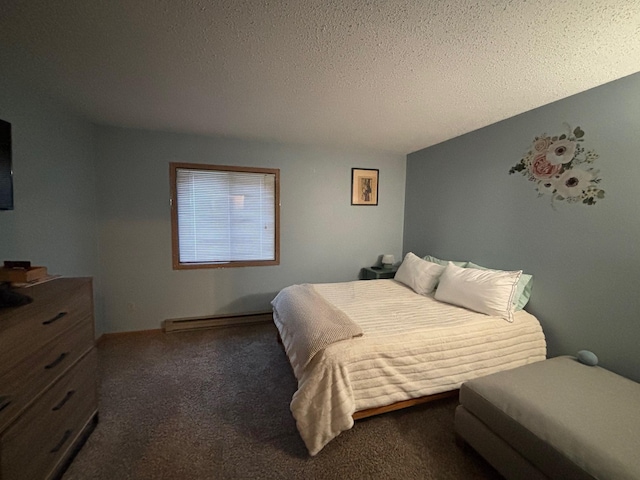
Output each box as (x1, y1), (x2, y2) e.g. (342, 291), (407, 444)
(531, 154), (561, 179)
(546, 139), (577, 165)
(509, 125), (604, 208)
(555, 168), (594, 199)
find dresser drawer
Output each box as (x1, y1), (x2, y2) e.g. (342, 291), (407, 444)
(0, 279), (93, 380)
(0, 318), (95, 432)
(0, 349), (98, 480)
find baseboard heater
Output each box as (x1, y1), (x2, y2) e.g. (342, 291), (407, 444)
(162, 310), (273, 333)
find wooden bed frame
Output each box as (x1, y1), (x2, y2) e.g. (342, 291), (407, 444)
(352, 390), (459, 419)
(276, 331), (459, 420)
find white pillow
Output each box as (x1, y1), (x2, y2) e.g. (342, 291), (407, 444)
(467, 261), (533, 311)
(434, 263), (522, 322)
(394, 252), (445, 295)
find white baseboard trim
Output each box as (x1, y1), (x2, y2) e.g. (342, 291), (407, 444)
(162, 311), (272, 333)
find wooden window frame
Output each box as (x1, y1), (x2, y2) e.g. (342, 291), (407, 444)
(170, 162), (280, 269)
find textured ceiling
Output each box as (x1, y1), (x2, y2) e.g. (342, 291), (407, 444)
(1, 0), (639, 154)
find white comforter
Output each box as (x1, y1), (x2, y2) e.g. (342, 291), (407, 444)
(272, 279), (547, 456)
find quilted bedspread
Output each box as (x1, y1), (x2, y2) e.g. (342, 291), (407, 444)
(272, 279), (546, 456)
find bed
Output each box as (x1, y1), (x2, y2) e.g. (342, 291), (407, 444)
(271, 255), (547, 456)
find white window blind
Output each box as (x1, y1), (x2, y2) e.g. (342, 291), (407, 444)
(175, 167), (276, 264)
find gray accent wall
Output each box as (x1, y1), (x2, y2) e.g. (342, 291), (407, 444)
(94, 126), (405, 333)
(404, 72), (640, 382)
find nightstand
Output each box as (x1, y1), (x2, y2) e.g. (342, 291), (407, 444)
(360, 266), (398, 280)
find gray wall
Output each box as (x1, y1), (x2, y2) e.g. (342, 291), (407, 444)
(0, 78), (100, 300)
(404, 72), (640, 382)
(95, 126), (406, 333)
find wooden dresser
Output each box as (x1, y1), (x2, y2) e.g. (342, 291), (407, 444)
(0, 277), (98, 480)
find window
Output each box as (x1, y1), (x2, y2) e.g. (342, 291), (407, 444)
(170, 162), (280, 269)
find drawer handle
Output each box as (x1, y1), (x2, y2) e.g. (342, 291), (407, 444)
(0, 396), (10, 412)
(52, 390), (76, 411)
(43, 312), (68, 325)
(44, 352), (69, 370)
(50, 429), (73, 454)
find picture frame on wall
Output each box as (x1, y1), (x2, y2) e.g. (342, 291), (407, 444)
(351, 168), (379, 206)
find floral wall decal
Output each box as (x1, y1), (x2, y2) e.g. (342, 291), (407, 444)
(509, 124), (604, 208)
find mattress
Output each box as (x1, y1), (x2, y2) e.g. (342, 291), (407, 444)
(272, 279), (547, 455)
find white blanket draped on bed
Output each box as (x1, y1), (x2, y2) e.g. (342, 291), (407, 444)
(272, 279), (547, 456)
(271, 284), (363, 371)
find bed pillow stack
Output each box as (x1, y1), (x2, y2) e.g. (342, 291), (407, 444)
(434, 263), (522, 322)
(394, 252), (445, 295)
(421, 254), (468, 288)
(396, 252), (534, 322)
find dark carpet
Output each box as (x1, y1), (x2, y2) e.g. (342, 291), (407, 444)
(62, 323), (502, 480)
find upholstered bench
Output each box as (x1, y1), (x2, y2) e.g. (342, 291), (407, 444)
(454, 356), (640, 480)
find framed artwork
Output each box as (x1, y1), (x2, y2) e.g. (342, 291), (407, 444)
(351, 168), (379, 206)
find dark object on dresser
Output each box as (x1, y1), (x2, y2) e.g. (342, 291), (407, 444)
(0, 282), (32, 308)
(0, 277), (98, 480)
(3, 261), (31, 270)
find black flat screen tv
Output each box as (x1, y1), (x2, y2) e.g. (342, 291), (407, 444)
(0, 119), (13, 210)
